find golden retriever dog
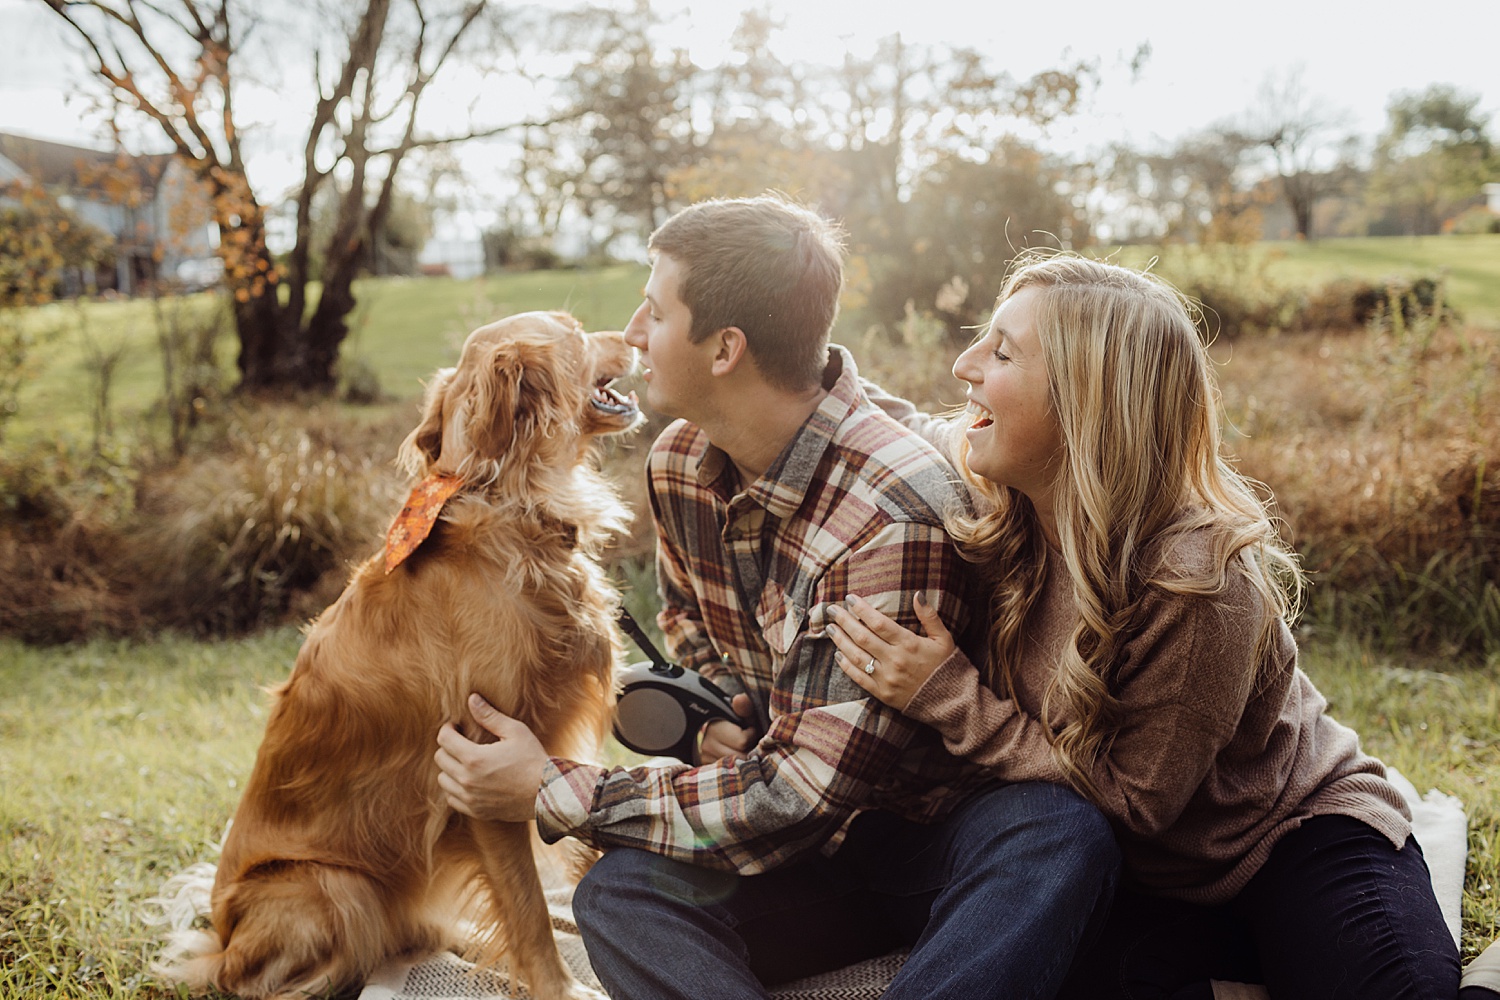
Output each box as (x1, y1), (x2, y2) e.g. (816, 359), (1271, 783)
(161, 311), (638, 1000)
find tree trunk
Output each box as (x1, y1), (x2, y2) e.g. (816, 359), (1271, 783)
(301, 270), (355, 392)
(232, 289), (296, 392)
(1293, 198), (1313, 240)
(219, 234), (350, 395)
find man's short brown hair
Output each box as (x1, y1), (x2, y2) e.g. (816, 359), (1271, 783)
(648, 195), (845, 391)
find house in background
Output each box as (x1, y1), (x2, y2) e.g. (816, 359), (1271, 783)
(0, 131), (219, 296)
(1485, 183), (1500, 214)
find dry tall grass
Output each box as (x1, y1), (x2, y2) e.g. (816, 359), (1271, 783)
(1214, 314), (1498, 657)
(855, 299), (1499, 662)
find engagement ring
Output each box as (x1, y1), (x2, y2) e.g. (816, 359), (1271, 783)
(864, 658), (877, 675)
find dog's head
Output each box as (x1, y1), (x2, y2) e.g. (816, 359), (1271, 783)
(398, 311), (640, 481)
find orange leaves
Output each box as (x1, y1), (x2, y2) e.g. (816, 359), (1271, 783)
(0, 179), (114, 307)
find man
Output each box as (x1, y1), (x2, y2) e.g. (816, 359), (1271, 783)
(434, 195), (1117, 999)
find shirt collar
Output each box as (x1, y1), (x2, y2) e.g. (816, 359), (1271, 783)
(695, 344), (866, 520)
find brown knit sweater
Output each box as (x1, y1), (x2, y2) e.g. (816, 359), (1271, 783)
(904, 532), (1412, 905)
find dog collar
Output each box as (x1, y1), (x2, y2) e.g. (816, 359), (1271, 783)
(384, 473), (464, 574)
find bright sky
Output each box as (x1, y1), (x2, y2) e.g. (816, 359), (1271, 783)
(1, 0), (1494, 190)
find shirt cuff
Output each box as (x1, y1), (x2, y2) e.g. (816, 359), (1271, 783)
(535, 756), (604, 845)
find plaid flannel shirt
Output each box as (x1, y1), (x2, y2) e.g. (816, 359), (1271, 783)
(535, 346), (995, 873)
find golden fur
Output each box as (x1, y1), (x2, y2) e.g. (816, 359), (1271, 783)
(161, 311), (638, 1000)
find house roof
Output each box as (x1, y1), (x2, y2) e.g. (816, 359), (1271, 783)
(0, 132), (174, 196)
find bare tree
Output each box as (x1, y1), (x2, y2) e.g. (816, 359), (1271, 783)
(45, 0), (557, 392)
(1242, 67), (1355, 240)
(1104, 128), (1262, 243)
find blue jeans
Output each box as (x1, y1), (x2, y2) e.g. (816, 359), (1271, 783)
(572, 782), (1120, 1000)
(1055, 815), (1461, 1000)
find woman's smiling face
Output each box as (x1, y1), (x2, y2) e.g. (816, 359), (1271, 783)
(951, 286), (1064, 507)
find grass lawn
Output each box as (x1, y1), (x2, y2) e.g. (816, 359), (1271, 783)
(1264, 234), (1500, 327)
(1108, 233), (1500, 328)
(0, 627), (648, 999)
(6, 265), (651, 448)
(0, 629), (1496, 996)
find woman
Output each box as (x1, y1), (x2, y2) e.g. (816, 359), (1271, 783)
(824, 253), (1461, 999)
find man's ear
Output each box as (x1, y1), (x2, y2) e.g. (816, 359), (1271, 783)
(709, 326), (749, 377)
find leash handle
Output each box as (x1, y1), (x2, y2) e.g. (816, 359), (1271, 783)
(616, 607), (675, 674)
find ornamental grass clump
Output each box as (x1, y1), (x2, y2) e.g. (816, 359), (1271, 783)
(131, 418), (401, 633)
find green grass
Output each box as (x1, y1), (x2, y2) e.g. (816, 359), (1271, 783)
(1264, 235), (1500, 327)
(0, 630), (301, 999)
(1107, 233), (1500, 328)
(337, 266), (650, 397)
(1, 630), (1495, 997)
(6, 266), (650, 448)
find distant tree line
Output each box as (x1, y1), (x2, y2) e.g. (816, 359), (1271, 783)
(37, 0), (1499, 393)
(1104, 75), (1495, 245)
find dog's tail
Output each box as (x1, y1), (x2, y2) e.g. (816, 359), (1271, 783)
(142, 861), (223, 991)
(147, 860), (433, 999)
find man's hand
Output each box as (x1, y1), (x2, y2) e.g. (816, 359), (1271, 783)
(698, 693), (758, 763)
(435, 693), (548, 823)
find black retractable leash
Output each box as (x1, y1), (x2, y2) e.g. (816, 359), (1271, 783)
(613, 607), (741, 763)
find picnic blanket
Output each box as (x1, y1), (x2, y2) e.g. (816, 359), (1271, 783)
(355, 769), (1470, 1000)
(356, 888), (911, 1000)
(148, 770), (1475, 1000)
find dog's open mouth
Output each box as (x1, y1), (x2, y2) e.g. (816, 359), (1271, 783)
(591, 377), (639, 417)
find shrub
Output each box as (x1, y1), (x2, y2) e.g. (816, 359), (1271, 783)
(0, 307), (56, 445)
(152, 294), (230, 456)
(0, 442), (139, 642)
(129, 416), (402, 633)
(1446, 206), (1500, 235)
(1295, 274), (1451, 333)
(337, 355), (386, 405)
(1178, 271), (1300, 339)
(1218, 314), (1499, 661)
(1139, 244), (1301, 340)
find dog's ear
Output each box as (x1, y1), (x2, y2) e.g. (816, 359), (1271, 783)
(468, 338), (572, 459)
(397, 367), (455, 475)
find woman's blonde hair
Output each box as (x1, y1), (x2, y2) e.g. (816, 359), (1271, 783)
(949, 251), (1303, 801)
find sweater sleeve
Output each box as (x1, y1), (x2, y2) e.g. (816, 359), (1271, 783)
(905, 585), (1258, 839)
(904, 647), (1065, 783)
(858, 378), (958, 456)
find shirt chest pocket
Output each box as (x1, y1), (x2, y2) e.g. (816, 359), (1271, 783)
(756, 581), (808, 658)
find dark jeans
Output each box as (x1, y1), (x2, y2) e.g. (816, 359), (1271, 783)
(1056, 814), (1461, 1000)
(572, 782), (1119, 1000)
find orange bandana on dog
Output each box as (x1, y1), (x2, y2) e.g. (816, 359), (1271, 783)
(384, 473), (464, 574)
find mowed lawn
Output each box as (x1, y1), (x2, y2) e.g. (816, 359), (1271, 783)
(6, 265), (651, 447)
(1265, 234), (1500, 326)
(1109, 232), (1500, 328)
